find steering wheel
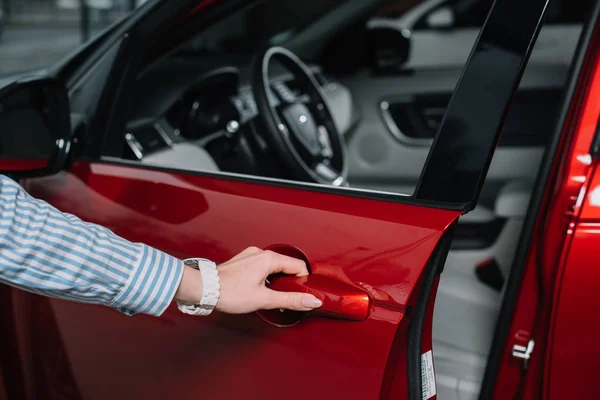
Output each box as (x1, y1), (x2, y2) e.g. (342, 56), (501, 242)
(251, 47), (347, 186)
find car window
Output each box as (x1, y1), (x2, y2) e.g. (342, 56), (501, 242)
(0, 0), (146, 77)
(121, 0), (590, 202)
(417, 0), (494, 29)
(181, 0), (347, 55)
(544, 0), (594, 24)
(408, 0), (591, 31)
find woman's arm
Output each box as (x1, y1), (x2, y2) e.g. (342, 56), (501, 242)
(0, 175), (321, 316)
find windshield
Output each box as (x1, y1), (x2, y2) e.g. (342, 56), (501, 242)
(181, 0), (350, 54)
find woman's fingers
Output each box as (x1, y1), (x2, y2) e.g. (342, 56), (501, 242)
(262, 250), (309, 276)
(225, 248), (308, 277)
(214, 247), (317, 314)
(264, 289), (322, 311)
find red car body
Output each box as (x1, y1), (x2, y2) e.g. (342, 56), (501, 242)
(1, 0), (600, 399)
(488, 21), (600, 399)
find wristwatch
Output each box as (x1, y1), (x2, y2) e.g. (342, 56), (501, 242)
(177, 258), (220, 316)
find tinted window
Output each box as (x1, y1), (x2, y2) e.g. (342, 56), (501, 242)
(181, 0), (347, 54)
(0, 0), (144, 77)
(420, 0), (494, 29)
(545, 0), (593, 23)
(406, 0), (591, 30)
(125, 0), (591, 202)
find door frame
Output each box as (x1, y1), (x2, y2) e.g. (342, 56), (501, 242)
(67, 0), (556, 396)
(40, 0), (562, 397)
(480, 1), (600, 398)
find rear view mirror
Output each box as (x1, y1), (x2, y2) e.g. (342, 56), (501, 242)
(0, 76), (71, 177)
(367, 26), (411, 73)
(426, 6), (455, 30)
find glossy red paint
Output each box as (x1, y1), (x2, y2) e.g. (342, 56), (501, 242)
(0, 159), (48, 171)
(545, 164), (600, 398)
(9, 161), (460, 399)
(267, 274), (372, 322)
(578, 164), (600, 221)
(490, 21), (600, 399)
(380, 275), (440, 399)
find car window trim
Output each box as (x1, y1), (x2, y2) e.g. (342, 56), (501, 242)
(414, 0), (553, 210)
(479, 0), (600, 397)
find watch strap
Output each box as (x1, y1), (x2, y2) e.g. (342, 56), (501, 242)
(177, 258), (220, 316)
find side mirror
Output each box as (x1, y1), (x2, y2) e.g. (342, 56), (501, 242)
(367, 26), (411, 73)
(0, 76), (71, 178)
(426, 6), (455, 30)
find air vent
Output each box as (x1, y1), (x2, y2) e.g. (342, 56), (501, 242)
(134, 125), (169, 153)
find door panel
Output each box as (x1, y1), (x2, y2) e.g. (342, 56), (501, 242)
(546, 224), (600, 399)
(546, 165), (600, 399)
(346, 3), (575, 197)
(342, 66), (566, 196)
(17, 161), (460, 399)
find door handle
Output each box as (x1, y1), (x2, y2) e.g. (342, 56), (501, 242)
(267, 274), (372, 322)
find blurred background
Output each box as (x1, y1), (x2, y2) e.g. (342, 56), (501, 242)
(0, 0), (146, 77)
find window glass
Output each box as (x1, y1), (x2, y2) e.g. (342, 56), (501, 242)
(413, 0), (495, 29)
(125, 0), (589, 201)
(182, 0), (347, 55)
(0, 0), (145, 77)
(545, 0), (593, 24)
(406, 0), (592, 31)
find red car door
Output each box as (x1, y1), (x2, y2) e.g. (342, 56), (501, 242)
(481, 2), (600, 397)
(0, 0), (549, 399)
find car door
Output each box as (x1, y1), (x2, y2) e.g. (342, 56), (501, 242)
(479, 1), (600, 396)
(0, 0), (549, 399)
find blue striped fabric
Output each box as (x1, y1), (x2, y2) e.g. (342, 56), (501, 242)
(0, 175), (184, 317)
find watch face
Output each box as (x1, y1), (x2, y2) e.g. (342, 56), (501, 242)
(183, 258), (214, 267)
(183, 259), (199, 269)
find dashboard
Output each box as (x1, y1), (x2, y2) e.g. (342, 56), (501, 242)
(124, 53), (565, 184)
(124, 55), (357, 176)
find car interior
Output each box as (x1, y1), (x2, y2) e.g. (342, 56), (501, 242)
(117, 0), (588, 398)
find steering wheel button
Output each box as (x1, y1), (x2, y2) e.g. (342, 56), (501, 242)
(282, 103), (321, 156)
(226, 120), (240, 135)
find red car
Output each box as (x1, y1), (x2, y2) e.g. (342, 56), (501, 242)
(0, 0), (598, 398)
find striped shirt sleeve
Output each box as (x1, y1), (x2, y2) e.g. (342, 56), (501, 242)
(0, 175), (184, 317)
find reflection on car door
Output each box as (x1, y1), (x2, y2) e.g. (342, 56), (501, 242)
(20, 163), (460, 399)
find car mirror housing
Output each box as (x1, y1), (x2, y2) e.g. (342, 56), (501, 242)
(0, 75), (71, 178)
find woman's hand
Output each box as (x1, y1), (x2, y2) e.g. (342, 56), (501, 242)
(174, 247), (322, 314)
(216, 247), (322, 314)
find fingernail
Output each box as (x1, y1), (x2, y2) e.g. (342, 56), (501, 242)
(302, 296), (322, 308)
